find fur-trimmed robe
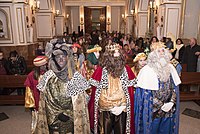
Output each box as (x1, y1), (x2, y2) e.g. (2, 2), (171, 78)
(88, 65), (136, 134)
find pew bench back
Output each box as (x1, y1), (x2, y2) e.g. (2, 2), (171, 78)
(0, 75), (27, 105)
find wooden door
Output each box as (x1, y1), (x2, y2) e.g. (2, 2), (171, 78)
(84, 7), (92, 34)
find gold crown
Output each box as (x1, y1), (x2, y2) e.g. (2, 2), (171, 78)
(105, 43), (120, 51)
(133, 53), (147, 62)
(86, 45), (102, 53)
(150, 42), (166, 51)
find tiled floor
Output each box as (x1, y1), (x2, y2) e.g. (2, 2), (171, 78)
(0, 101), (200, 134)
(179, 101), (200, 134)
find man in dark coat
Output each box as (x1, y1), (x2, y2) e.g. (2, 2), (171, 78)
(182, 38), (200, 72)
(7, 50), (27, 75)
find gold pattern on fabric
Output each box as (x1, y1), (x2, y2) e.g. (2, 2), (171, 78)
(35, 75), (90, 134)
(99, 74), (126, 111)
(170, 58), (179, 68)
(25, 87), (35, 108)
(45, 77), (74, 133)
(35, 93), (49, 134)
(72, 93), (90, 134)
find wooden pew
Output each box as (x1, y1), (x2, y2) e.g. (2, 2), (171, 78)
(0, 75), (27, 105)
(26, 59), (34, 73)
(180, 72), (200, 100)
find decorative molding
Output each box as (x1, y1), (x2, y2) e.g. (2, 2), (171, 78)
(160, 1), (181, 5)
(16, 7), (25, 43)
(0, 8), (10, 40)
(139, 0), (148, 11)
(0, 6), (13, 44)
(180, 0), (185, 37)
(39, 0), (50, 10)
(36, 14), (53, 38)
(138, 14), (148, 37)
(65, 1), (125, 6)
(165, 8), (180, 38)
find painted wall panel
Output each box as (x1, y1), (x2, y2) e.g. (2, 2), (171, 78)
(0, 5), (13, 44)
(71, 7), (79, 33)
(111, 6), (120, 32)
(138, 14), (148, 37)
(16, 8), (24, 43)
(166, 8), (179, 38)
(55, 16), (64, 36)
(36, 14), (52, 38)
(183, 0), (200, 38)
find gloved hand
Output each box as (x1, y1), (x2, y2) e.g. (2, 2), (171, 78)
(161, 102), (174, 112)
(110, 106), (126, 116)
(58, 113), (70, 122)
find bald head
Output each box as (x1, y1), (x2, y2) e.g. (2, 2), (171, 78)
(189, 38), (197, 47)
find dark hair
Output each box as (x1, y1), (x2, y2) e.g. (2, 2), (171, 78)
(132, 61), (141, 76)
(150, 36), (159, 43)
(176, 38), (183, 44)
(9, 50), (18, 57)
(162, 37), (167, 43)
(33, 67), (40, 80)
(99, 46), (126, 78)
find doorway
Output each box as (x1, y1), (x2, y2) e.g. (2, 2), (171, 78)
(84, 7), (106, 34)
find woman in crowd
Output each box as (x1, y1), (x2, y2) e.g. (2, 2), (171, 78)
(71, 43), (85, 71)
(24, 56), (48, 133)
(174, 38), (184, 61)
(131, 52), (147, 76)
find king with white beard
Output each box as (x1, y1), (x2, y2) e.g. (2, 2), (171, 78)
(134, 42), (181, 134)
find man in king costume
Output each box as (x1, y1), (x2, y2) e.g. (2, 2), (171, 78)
(35, 39), (90, 134)
(134, 42), (181, 134)
(88, 43), (136, 134)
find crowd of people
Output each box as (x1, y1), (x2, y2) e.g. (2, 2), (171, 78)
(0, 30), (200, 134)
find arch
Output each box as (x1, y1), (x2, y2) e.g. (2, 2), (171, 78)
(0, 8), (10, 39)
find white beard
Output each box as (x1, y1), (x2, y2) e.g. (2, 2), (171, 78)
(159, 58), (168, 67)
(151, 58), (170, 82)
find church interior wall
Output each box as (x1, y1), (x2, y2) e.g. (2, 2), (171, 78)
(111, 6), (121, 32)
(0, 0), (200, 57)
(183, 0), (200, 41)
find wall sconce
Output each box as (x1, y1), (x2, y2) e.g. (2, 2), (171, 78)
(80, 17), (84, 25)
(131, 9), (135, 15)
(122, 14), (125, 20)
(55, 10), (60, 16)
(31, 0), (40, 14)
(107, 17), (111, 25)
(149, 1), (158, 14)
(66, 14), (69, 19)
